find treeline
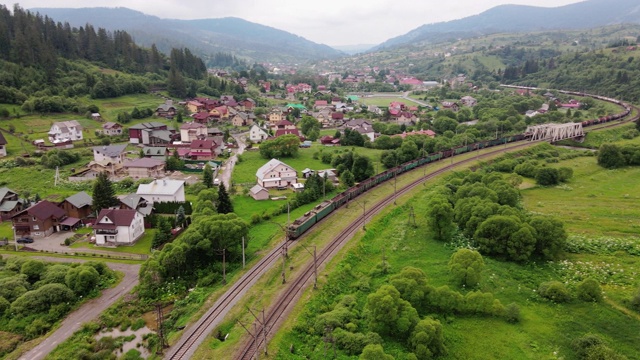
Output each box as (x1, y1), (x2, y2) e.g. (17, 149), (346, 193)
(0, 5), (209, 106)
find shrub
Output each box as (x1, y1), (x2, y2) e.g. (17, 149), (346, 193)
(538, 281), (571, 303)
(505, 303), (521, 323)
(571, 333), (626, 360)
(576, 278), (603, 302)
(536, 167), (560, 186)
(629, 286), (640, 311)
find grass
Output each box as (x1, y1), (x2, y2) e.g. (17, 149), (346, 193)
(521, 156), (640, 236)
(0, 222), (13, 240)
(264, 160), (640, 360)
(70, 229), (155, 255)
(232, 145), (386, 185)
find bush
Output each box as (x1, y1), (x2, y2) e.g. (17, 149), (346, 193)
(629, 286), (640, 311)
(505, 303), (521, 323)
(571, 333), (627, 360)
(536, 167), (560, 186)
(538, 281), (571, 303)
(576, 278), (603, 302)
(449, 249), (484, 288)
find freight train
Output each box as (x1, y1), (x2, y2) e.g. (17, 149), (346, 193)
(287, 87), (632, 239)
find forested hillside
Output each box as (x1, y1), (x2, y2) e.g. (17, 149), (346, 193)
(0, 5), (213, 113)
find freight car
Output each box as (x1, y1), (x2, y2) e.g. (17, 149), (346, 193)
(287, 87), (631, 240)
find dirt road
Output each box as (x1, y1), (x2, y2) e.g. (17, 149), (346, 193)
(219, 132), (247, 188)
(16, 257), (140, 360)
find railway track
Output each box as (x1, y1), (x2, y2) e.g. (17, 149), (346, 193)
(168, 101), (638, 360)
(234, 140), (541, 360)
(235, 106), (639, 360)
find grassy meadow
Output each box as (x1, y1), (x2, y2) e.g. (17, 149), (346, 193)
(262, 147), (640, 359)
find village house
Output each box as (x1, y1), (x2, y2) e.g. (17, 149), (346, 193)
(101, 122), (123, 136)
(124, 158), (166, 178)
(268, 109), (285, 126)
(89, 144), (128, 176)
(119, 194), (153, 217)
(441, 102), (460, 112)
(59, 191), (93, 220)
(232, 112), (253, 127)
(250, 184), (270, 201)
(209, 106), (229, 120)
(256, 159), (297, 189)
(208, 127), (224, 137)
(0, 187), (25, 221)
(249, 124), (269, 143)
(156, 100), (177, 118)
(460, 96), (477, 107)
(180, 122), (207, 142)
(93, 208), (144, 246)
(12, 200), (67, 238)
(0, 131), (6, 157)
(395, 112), (418, 126)
(187, 139), (217, 160)
(141, 146), (169, 160)
(241, 98), (256, 111)
(193, 111), (213, 124)
(129, 122), (170, 145)
(186, 100), (205, 113)
(48, 120), (83, 143)
(273, 120), (302, 138)
(136, 179), (185, 204)
(344, 119), (376, 142)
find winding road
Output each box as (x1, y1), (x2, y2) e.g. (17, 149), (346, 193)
(16, 257), (140, 360)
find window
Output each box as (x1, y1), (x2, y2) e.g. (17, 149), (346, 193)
(33, 225), (39, 230)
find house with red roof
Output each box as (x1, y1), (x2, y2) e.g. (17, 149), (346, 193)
(93, 208), (144, 246)
(193, 111), (212, 124)
(187, 100), (205, 113)
(314, 100), (329, 109)
(188, 139), (217, 160)
(209, 106), (229, 120)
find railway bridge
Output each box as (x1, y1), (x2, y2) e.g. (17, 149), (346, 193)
(525, 122), (584, 142)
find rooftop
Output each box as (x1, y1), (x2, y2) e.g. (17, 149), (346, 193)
(137, 179), (185, 196)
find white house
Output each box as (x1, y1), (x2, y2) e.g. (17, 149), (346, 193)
(136, 179), (185, 204)
(93, 208), (144, 246)
(249, 124), (269, 143)
(93, 144), (128, 164)
(48, 120), (83, 143)
(256, 159), (297, 189)
(0, 132), (7, 157)
(180, 122), (207, 143)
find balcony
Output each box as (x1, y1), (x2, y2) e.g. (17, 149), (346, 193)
(95, 229), (118, 235)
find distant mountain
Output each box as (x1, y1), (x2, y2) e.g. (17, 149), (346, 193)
(375, 0), (640, 49)
(30, 7), (344, 64)
(331, 44), (376, 55)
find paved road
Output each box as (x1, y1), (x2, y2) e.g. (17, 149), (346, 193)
(219, 132), (247, 189)
(12, 231), (145, 259)
(16, 257), (140, 360)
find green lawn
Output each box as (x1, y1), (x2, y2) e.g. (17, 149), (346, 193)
(268, 162), (640, 359)
(233, 145), (386, 185)
(521, 156), (640, 236)
(0, 222), (13, 240)
(70, 229), (155, 255)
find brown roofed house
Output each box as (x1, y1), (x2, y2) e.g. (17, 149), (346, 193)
(12, 200), (67, 238)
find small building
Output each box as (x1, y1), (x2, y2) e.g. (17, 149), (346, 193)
(91, 113), (102, 121)
(124, 158), (166, 179)
(0, 131), (7, 157)
(93, 144), (127, 164)
(188, 139), (216, 160)
(129, 122), (169, 144)
(156, 100), (177, 118)
(460, 96), (477, 107)
(59, 191), (93, 220)
(93, 208), (144, 246)
(0, 187), (25, 221)
(256, 159), (297, 189)
(48, 120), (83, 143)
(250, 184), (269, 201)
(249, 124), (269, 143)
(180, 122), (207, 143)
(119, 194), (153, 217)
(101, 122), (123, 136)
(136, 179), (185, 204)
(142, 146), (169, 160)
(12, 200), (67, 238)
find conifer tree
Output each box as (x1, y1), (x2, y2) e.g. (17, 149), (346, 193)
(216, 183), (233, 214)
(203, 164), (213, 188)
(92, 172), (119, 214)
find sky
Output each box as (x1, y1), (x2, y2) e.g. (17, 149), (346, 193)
(2, 0), (586, 46)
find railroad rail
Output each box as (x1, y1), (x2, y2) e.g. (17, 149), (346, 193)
(167, 89), (637, 360)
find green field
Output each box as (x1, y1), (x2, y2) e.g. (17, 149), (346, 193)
(264, 148), (640, 359)
(521, 156), (640, 236)
(232, 145), (386, 185)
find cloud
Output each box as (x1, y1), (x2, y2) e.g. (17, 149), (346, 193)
(1, 0), (584, 46)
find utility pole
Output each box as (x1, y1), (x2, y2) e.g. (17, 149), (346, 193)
(408, 206), (416, 227)
(155, 303), (166, 354)
(247, 307), (268, 356)
(300, 244), (318, 289)
(281, 246), (286, 284)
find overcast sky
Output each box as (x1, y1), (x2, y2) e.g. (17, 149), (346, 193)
(3, 0), (585, 46)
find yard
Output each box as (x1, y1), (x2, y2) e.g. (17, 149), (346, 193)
(70, 228), (156, 255)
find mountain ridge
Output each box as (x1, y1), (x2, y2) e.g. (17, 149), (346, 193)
(375, 0), (640, 50)
(30, 7), (344, 64)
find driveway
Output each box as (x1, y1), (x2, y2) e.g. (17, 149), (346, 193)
(15, 231), (144, 259)
(15, 256), (140, 360)
(219, 132), (247, 188)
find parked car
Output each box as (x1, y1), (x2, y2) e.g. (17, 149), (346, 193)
(17, 236), (34, 244)
(213, 178), (221, 186)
